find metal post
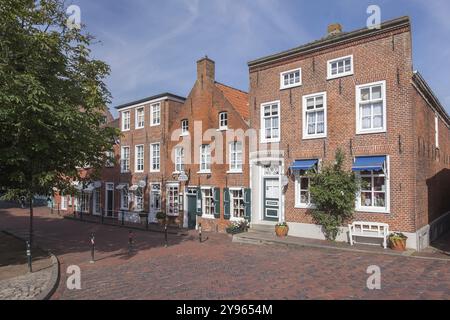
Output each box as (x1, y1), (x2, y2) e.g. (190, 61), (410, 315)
(80, 209), (83, 221)
(198, 223), (202, 243)
(57, 203), (60, 216)
(164, 223), (168, 248)
(128, 230), (133, 255)
(90, 233), (95, 263)
(101, 207), (104, 224)
(146, 215), (148, 230)
(26, 241), (32, 273)
(121, 211), (125, 226)
(51, 204), (54, 215)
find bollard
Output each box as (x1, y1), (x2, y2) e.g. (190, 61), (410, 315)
(101, 208), (104, 224)
(146, 216), (149, 230)
(198, 223), (202, 243)
(164, 223), (168, 248)
(90, 233), (95, 263)
(128, 230), (134, 255)
(80, 210), (83, 221)
(121, 211), (125, 226)
(26, 241), (32, 273)
(57, 203), (60, 216)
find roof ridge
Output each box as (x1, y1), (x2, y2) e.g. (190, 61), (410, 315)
(215, 81), (248, 95)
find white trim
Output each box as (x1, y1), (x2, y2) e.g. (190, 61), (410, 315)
(280, 68), (302, 90)
(294, 174), (315, 209)
(150, 102), (161, 126)
(260, 100), (281, 143)
(135, 107), (145, 129)
(435, 114), (439, 149)
(229, 187), (245, 220)
(121, 110), (131, 132)
(201, 187), (215, 219)
(219, 111), (228, 130)
(327, 54), (354, 80)
(355, 155), (390, 214)
(229, 141), (243, 172)
(302, 91), (327, 140)
(135, 144), (144, 173)
(199, 144), (211, 172)
(119, 184), (129, 210)
(116, 96), (184, 112)
(355, 80), (387, 135)
(120, 146), (130, 173)
(150, 143), (160, 172)
(60, 195), (68, 210)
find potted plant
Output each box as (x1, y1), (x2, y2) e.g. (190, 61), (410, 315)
(275, 222), (289, 237)
(226, 220), (249, 235)
(156, 211), (166, 225)
(389, 232), (408, 251)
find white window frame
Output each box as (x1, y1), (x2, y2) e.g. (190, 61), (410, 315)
(219, 112), (228, 130)
(166, 184), (179, 216)
(150, 143), (160, 172)
(228, 141), (243, 173)
(355, 156), (390, 214)
(122, 111), (130, 131)
(201, 187), (215, 219)
(93, 189), (101, 214)
(60, 194), (67, 210)
(105, 150), (115, 167)
(199, 144), (211, 173)
(280, 68), (302, 90)
(135, 144), (144, 173)
(135, 107), (145, 129)
(355, 80), (387, 135)
(150, 103), (161, 126)
(327, 55), (354, 80)
(230, 187), (245, 221)
(260, 100), (281, 143)
(302, 92), (327, 140)
(120, 146), (130, 173)
(120, 185), (129, 210)
(134, 188), (144, 212)
(174, 147), (185, 173)
(294, 174), (314, 208)
(435, 114), (439, 149)
(181, 119), (189, 135)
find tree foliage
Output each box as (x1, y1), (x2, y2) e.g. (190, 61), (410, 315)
(0, 0), (118, 200)
(308, 149), (358, 241)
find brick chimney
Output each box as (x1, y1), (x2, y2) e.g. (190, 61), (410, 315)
(327, 23), (342, 36)
(197, 56), (215, 81)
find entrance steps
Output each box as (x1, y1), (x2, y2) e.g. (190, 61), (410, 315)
(249, 223), (275, 234)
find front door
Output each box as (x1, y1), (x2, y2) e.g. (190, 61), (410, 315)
(149, 184), (161, 223)
(187, 194), (197, 229)
(105, 183), (114, 217)
(263, 178), (280, 221)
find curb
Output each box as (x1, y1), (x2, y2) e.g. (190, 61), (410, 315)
(1, 230), (61, 300)
(233, 233), (450, 262)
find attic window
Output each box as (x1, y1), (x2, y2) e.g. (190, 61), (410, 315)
(280, 68), (302, 89)
(327, 55), (353, 79)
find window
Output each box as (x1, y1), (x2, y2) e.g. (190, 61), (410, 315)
(303, 92), (327, 139)
(435, 114), (439, 149)
(121, 146), (130, 172)
(200, 144), (211, 172)
(105, 151), (115, 167)
(135, 145), (144, 172)
(175, 147), (185, 173)
(94, 189), (101, 214)
(181, 119), (189, 135)
(150, 143), (160, 172)
(122, 111), (130, 131)
(229, 141), (243, 172)
(261, 101), (280, 143)
(79, 192), (89, 213)
(357, 170), (388, 212)
(167, 185), (179, 216)
(120, 186), (129, 210)
(136, 107), (145, 129)
(135, 188), (143, 211)
(295, 175), (312, 208)
(219, 112), (228, 130)
(151, 103), (161, 126)
(230, 188), (245, 219)
(356, 81), (386, 134)
(60, 195), (67, 210)
(280, 68), (302, 89)
(327, 55), (353, 79)
(202, 188), (215, 217)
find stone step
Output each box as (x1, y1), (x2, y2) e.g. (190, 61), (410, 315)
(250, 223), (275, 233)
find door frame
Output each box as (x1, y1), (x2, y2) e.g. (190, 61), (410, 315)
(149, 182), (161, 223)
(105, 182), (114, 217)
(185, 186), (198, 229)
(263, 177), (280, 221)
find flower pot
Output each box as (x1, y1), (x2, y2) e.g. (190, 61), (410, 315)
(390, 238), (407, 251)
(275, 225), (289, 237)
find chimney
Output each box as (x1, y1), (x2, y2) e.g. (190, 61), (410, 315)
(197, 56), (215, 81)
(327, 23), (342, 36)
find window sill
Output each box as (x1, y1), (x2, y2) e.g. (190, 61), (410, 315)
(356, 207), (390, 214)
(135, 170), (144, 173)
(227, 170), (243, 174)
(356, 129), (386, 135)
(197, 170), (211, 174)
(230, 216), (246, 222)
(202, 214), (215, 219)
(280, 83), (302, 90)
(294, 204), (315, 209)
(180, 132), (189, 137)
(120, 171), (131, 174)
(302, 135), (327, 140)
(260, 139), (281, 144)
(122, 129), (130, 132)
(135, 126), (144, 130)
(150, 123), (161, 127)
(217, 128), (228, 132)
(149, 170), (160, 173)
(327, 72), (354, 81)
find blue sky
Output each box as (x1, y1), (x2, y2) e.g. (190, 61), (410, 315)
(73, 0), (450, 116)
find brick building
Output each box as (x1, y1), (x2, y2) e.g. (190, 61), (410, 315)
(247, 16), (450, 250)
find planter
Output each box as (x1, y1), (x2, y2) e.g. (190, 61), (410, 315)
(390, 237), (407, 251)
(275, 225), (289, 237)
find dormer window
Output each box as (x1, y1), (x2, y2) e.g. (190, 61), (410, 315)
(219, 112), (228, 130)
(327, 55), (353, 79)
(280, 68), (302, 89)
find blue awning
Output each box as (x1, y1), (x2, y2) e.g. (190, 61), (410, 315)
(352, 156), (386, 172)
(290, 159), (318, 171)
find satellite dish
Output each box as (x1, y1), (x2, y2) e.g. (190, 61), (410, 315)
(138, 180), (146, 188)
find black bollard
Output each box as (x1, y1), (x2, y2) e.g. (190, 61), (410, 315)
(26, 241), (32, 273)
(164, 223), (168, 248)
(90, 233), (95, 263)
(198, 223), (202, 243)
(128, 230), (133, 255)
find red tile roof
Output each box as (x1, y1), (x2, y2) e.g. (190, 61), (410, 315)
(215, 82), (249, 121)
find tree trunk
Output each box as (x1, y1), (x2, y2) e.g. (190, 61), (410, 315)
(29, 197), (33, 247)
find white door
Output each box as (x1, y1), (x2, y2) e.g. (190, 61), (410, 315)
(149, 184), (161, 223)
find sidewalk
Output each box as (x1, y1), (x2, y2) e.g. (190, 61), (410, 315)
(233, 229), (450, 261)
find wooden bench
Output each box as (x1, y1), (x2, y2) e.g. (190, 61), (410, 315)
(348, 221), (389, 249)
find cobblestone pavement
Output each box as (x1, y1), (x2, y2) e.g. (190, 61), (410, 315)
(0, 267), (51, 300)
(1, 207), (449, 300)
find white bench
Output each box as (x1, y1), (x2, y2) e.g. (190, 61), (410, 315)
(348, 221), (389, 249)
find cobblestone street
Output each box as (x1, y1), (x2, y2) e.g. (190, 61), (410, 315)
(1, 207), (449, 300)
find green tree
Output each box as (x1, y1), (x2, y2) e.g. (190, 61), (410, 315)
(308, 149), (358, 241)
(0, 0), (118, 269)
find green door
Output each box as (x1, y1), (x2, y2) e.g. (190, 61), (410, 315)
(187, 194), (197, 229)
(263, 178), (280, 221)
